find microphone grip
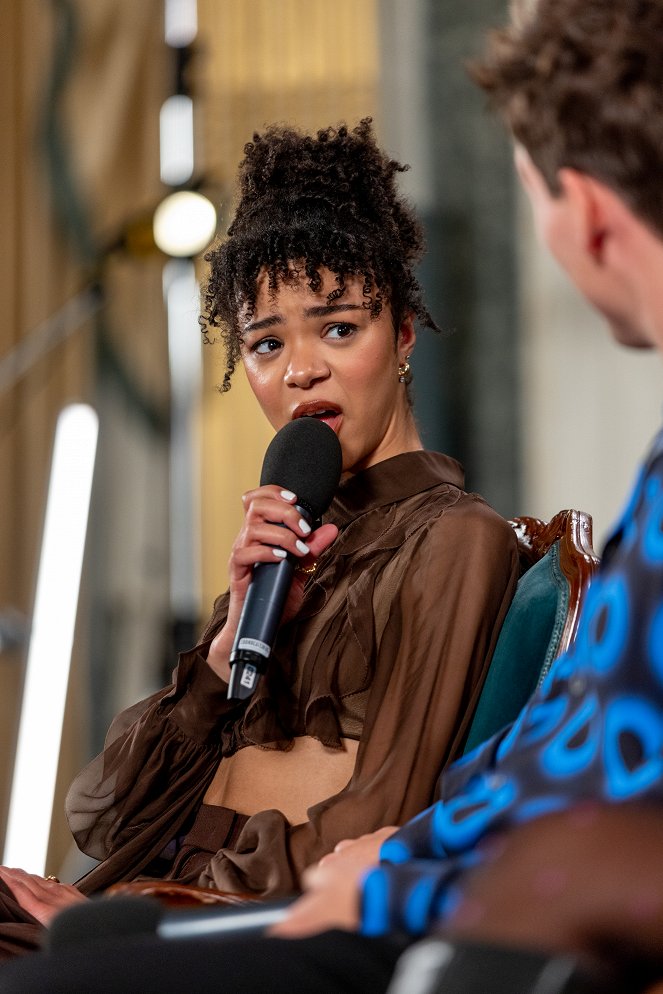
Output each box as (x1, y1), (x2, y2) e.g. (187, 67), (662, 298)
(227, 502), (313, 701)
(227, 557), (295, 699)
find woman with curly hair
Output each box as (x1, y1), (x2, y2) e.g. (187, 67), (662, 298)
(0, 119), (518, 959)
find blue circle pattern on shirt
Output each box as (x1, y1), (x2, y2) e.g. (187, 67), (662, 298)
(512, 794), (569, 822)
(603, 694), (663, 799)
(432, 772), (517, 851)
(361, 869), (391, 937)
(643, 477), (663, 563)
(495, 676), (570, 764)
(577, 574), (630, 675)
(649, 603), (663, 686)
(539, 691), (600, 778)
(432, 558), (643, 847)
(404, 877), (438, 934)
(380, 837), (412, 864)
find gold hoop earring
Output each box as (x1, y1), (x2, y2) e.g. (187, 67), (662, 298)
(398, 356), (411, 384)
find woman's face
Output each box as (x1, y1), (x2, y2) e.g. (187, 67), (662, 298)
(239, 267), (418, 474)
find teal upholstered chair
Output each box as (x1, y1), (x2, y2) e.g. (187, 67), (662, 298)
(463, 509), (599, 754)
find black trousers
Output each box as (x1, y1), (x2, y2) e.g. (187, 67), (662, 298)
(0, 929), (409, 994)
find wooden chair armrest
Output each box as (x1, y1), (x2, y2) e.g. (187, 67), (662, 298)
(103, 880), (260, 909)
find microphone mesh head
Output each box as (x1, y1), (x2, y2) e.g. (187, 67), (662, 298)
(260, 419), (342, 519)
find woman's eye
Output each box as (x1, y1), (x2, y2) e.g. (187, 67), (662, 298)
(325, 322), (356, 341)
(252, 337), (282, 355)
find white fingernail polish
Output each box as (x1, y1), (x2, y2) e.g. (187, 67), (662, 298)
(299, 519), (312, 535)
(273, 548), (287, 559)
(296, 540), (310, 555)
(280, 490), (296, 501)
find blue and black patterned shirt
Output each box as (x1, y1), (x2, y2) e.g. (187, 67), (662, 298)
(360, 427), (663, 937)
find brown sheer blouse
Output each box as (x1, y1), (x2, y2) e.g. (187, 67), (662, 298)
(68, 451), (519, 899)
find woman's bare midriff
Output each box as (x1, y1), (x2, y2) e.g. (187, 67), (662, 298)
(203, 736), (359, 826)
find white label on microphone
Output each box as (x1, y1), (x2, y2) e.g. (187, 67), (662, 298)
(237, 637), (270, 658)
(240, 665), (257, 690)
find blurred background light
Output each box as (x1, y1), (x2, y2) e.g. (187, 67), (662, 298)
(164, 260), (202, 649)
(159, 94), (195, 186)
(165, 0), (198, 47)
(153, 190), (217, 258)
(4, 404), (98, 874)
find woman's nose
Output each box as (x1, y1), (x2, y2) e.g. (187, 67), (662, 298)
(283, 346), (330, 388)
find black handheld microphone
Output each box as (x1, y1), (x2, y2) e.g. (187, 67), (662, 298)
(227, 417), (342, 701)
(46, 895), (296, 952)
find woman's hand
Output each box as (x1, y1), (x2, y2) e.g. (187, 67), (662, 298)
(0, 867), (87, 927)
(269, 826), (398, 938)
(207, 485), (338, 682)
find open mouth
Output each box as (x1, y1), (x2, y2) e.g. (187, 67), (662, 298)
(292, 403), (342, 432)
(300, 410), (336, 420)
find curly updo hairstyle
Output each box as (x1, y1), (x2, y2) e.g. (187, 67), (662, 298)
(200, 118), (439, 391)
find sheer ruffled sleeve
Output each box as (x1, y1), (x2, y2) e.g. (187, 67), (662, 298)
(67, 607), (248, 894)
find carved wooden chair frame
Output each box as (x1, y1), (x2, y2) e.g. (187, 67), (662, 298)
(510, 508), (599, 662)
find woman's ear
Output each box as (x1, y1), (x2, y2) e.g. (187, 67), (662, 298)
(397, 313), (416, 360)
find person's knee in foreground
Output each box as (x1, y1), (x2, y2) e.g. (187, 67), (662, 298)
(5, 0), (663, 988)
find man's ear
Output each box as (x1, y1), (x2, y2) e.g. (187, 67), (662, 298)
(397, 313), (416, 359)
(557, 168), (610, 261)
